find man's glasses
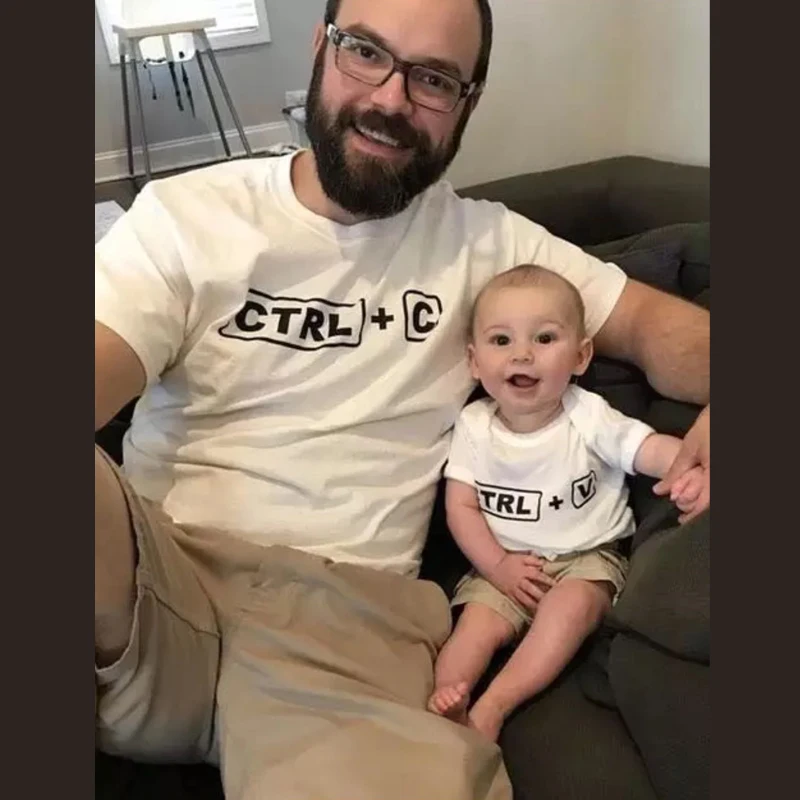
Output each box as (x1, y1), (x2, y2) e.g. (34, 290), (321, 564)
(325, 23), (479, 114)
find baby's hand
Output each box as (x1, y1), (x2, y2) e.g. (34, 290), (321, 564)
(668, 465), (709, 524)
(485, 553), (557, 612)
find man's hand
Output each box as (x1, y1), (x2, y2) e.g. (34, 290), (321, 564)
(653, 405), (710, 523)
(485, 553), (557, 612)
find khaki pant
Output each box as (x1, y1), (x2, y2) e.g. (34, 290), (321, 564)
(452, 546), (629, 636)
(95, 447), (512, 799)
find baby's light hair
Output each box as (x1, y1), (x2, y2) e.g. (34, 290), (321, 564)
(470, 264), (587, 339)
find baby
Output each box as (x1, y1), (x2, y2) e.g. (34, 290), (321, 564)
(428, 264), (707, 740)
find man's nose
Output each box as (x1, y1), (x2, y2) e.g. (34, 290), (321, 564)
(368, 70), (413, 116)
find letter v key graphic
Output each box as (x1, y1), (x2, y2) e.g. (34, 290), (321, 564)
(571, 470), (597, 509)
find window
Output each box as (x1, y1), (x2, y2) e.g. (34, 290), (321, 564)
(96, 1), (272, 65)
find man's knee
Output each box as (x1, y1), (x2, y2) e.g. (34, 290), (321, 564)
(95, 447), (137, 664)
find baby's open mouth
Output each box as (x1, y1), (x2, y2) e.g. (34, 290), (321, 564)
(508, 375), (539, 388)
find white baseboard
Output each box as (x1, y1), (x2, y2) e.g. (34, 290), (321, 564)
(95, 121), (293, 184)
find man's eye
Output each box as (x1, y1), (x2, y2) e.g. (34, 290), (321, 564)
(536, 333), (556, 344)
(357, 45), (379, 60)
(490, 334), (510, 346)
(343, 36), (381, 61)
(420, 71), (445, 89)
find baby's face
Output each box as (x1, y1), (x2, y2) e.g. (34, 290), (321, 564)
(469, 284), (592, 420)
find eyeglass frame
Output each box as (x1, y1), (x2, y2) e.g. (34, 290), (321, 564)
(324, 22), (480, 113)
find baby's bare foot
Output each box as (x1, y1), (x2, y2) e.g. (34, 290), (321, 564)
(427, 681), (470, 725)
(467, 697), (507, 742)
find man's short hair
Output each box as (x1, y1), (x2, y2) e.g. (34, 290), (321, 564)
(470, 264), (587, 339)
(323, 0), (494, 86)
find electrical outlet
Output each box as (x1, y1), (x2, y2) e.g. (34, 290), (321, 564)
(284, 89), (307, 108)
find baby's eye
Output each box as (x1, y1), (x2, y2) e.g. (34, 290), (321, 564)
(536, 332), (556, 344)
(490, 334), (510, 346)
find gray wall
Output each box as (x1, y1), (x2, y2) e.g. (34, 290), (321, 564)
(448, 0), (631, 188)
(96, 0), (709, 188)
(623, 0), (709, 165)
(95, 0), (322, 154)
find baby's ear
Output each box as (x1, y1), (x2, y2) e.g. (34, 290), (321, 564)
(573, 337), (594, 376)
(467, 343), (480, 380)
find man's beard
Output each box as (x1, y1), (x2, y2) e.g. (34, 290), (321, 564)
(304, 50), (470, 219)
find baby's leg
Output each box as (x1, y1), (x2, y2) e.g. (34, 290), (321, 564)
(468, 579), (612, 741)
(428, 603), (516, 723)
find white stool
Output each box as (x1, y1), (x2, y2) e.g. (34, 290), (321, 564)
(113, 17), (253, 183)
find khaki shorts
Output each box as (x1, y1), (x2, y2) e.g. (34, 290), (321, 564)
(452, 546), (629, 637)
(95, 447), (512, 800)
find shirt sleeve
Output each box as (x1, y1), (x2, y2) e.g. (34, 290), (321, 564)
(443, 411), (479, 487)
(507, 210), (628, 338)
(565, 388), (655, 474)
(95, 182), (192, 387)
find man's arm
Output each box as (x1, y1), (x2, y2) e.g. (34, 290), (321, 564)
(595, 278), (710, 509)
(95, 321), (146, 432)
(594, 278), (709, 406)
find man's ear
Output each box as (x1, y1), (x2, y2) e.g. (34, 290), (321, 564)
(573, 337), (594, 377)
(468, 85), (485, 114)
(312, 22), (326, 54)
(462, 88), (483, 121)
(467, 343), (480, 380)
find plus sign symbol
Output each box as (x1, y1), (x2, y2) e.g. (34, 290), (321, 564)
(370, 307), (395, 330)
(548, 495), (564, 511)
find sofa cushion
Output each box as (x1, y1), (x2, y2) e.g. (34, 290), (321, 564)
(500, 661), (658, 800)
(606, 511), (710, 663)
(591, 239), (683, 295)
(609, 637), (709, 800)
(96, 752), (224, 800)
(578, 510), (709, 800)
(587, 222), (710, 301)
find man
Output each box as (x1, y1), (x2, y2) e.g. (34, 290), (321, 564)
(95, 0), (710, 797)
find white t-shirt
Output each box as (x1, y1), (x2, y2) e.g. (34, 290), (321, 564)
(444, 387), (654, 559)
(95, 151), (627, 576)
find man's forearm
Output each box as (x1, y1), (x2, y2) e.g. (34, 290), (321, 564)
(595, 279), (710, 406)
(637, 293), (710, 404)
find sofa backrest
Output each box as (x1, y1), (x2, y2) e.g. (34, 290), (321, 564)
(458, 156), (709, 247)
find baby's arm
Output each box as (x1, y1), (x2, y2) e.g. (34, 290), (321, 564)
(634, 434), (709, 520)
(446, 479), (556, 610)
(633, 433), (683, 480)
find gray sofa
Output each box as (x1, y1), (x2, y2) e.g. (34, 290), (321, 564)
(96, 155), (710, 800)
